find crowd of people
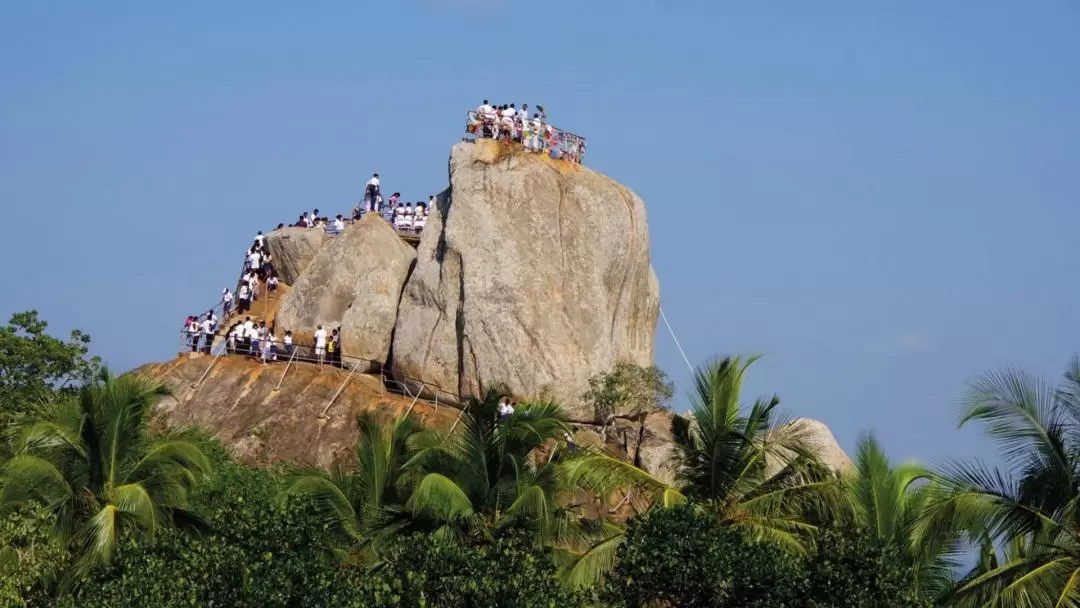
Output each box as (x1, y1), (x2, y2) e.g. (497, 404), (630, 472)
(261, 174), (434, 238)
(466, 100), (587, 164)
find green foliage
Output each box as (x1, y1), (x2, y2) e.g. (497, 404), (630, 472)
(606, 506), (929, 608)
(673, 356), (835, 551)
(584, 363), (674, 424)
(58, 459), (364, 607)
(840, 434), (965, 602)
(0, 310), (101, 424)
(604, 504), (803, 607)
(0, 502), (68, 607)
(0, 370), (211, 581)
(360, 531), (595, 608)
(804, 527), (932, 608)
(938, 358), (1080, 607)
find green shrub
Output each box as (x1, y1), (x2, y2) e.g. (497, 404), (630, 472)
(356, 531), (594, 608)
(57, 460), (363, 607)
(0, 503), (68, 607)
(803, 527), (931, 608)
(604, 504), (803, 607)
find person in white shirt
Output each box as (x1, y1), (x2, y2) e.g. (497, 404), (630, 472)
(237, 283), (251, 313)
(208, 311), (219, 333)
(246, 324), (260, 357)
(254, 231), (265, 249)
(365, 173), (381, 210)
(222, 288), (234, 317)
(266, 274), (278, 296)
(261, 331), (274, 364)
(200, 316), (214, 354)
(283, 330), (294, 356)
(333, 215), (345, 233)
(314, 325), (327, 364)
(248, 250), (261, 273)
(187, 320), (201, 353)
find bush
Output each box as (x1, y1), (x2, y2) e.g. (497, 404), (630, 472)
(604, 504), (803, 607)
(57, 460), (364, 607)
(803, 527), (931, 608)
(0, 503), (68, 607)
(355, 531), (594, 608)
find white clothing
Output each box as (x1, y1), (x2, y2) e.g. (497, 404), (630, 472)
(254, 234), (265, 248)
(243, 319), (254, 332)
(367, 176), (380, 188)
(238, 285), (250, 299)
(248, 252), (261, 269)
(223, 291), (234, 304)
(501, 107), (515, 118)
(333, 218), (345, 231)
(284, 335), (293, 347)
(314, 328), (327, 348)
(201, 319), (213, 334)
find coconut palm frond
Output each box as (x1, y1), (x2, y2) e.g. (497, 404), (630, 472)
(555, 532), (625, 589)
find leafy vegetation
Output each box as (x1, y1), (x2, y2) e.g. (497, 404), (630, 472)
(0, 310), (101, 425)
(0, 369), (212, 585)
(2, 311), (1077, 606)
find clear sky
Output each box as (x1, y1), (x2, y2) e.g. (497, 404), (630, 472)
(2, 1), (1077, 467)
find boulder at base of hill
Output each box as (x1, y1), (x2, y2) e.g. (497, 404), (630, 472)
(265, 226), (326, 285)
(275, 215), (415, 368)
(392, 140), (660, 419)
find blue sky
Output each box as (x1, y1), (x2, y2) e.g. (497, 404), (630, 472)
(2, 0), (1077, 467)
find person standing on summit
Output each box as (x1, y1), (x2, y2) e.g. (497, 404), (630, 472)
(365, 173), (381, 211)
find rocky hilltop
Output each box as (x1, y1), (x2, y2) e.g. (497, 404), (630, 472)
(271, 140), (658, 418)
(141, 140), (850, 481)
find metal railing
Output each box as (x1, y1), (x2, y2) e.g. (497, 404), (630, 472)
(177, 331), (461, 410)
(464, 110), (587, 164)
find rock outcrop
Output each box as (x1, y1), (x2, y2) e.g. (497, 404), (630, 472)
(139, 354), (456, 466)
(275, 214), (416, 368)
(391, 141), (660, 418)
(265, 227), (326, 285)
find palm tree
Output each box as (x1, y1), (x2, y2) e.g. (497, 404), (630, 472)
(672, 355), (835, 550)
(283, 410), (432, 556)
(0, 369), (212, 582)
(408, 387), (585, 545)
(937, 358), (1080, 607)
(559, 356), (835, 586)
(841, 434), (967, 602)
(286, 388), (594, 554)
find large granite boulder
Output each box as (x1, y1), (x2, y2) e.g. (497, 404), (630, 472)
(391, 140), (660, 418)
(265, 226), (326, 285)
(275, 214), (416, 367)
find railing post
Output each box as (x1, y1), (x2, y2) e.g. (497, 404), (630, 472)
(273, 346), (298, 392)
(403, 384), (426, 419)
(318, 362), (359, 418)
(192, 340), (225, 389)
(448, 402), (468, 434)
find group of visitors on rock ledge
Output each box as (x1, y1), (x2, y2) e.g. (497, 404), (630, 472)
(466, 99), (587, 164)
(264, 174), (433, 237)
(184, 104), (587, 363)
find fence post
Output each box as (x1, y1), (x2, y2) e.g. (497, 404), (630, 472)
(403, 385), (426, 419)
(448, 402), (469, 434)
(273, 346), (298, 392)
(318, 362), (359, 419)
(192, 340), (225, 389)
